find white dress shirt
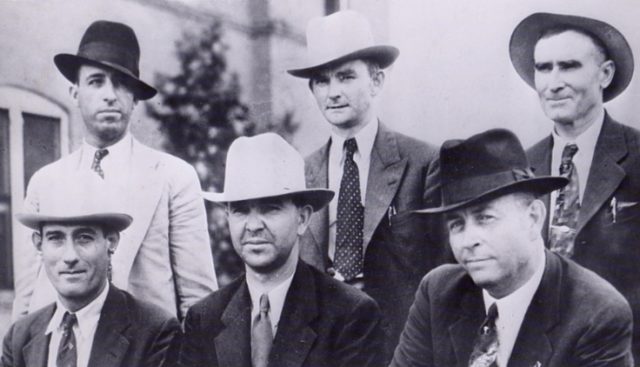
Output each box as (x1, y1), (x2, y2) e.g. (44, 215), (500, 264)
(45, 282), (110, 367)
(80, 133), (133, 185)
(549, 111), (604, 225)
(327, 119), (378, 266)
(246, 271), (295, 336)
(482, 247), (546, 367)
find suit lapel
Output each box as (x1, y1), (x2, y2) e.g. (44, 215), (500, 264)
(215, 279), (252, 367)
(22, 305), (55, 367)
(269, 262), (318, 367)
(304, 144), (330, 267)
(88, 286), (131, 367)
(528, 136), (553, 242)
(508, 251), (560, 367)
(363, 124), (407, 247)
(578, 115), (627, 233)
(448, 279), (485, 367)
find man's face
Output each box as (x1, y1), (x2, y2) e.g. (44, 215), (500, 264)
(228, 197), (312, 274)
(34, 223), (118, 307)
(72, 64), (137, 147)
(534, 30), (613, 126)
(309, 59), (382, 133)
(445, 194), (541, 298)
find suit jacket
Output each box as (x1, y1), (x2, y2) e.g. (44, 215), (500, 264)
(391, 250), (634, 367)
(527, 113), (640, 359)
(1, 285), (181, 367)
(13, 136), (217, 320)
(301, 123), (448, 360)
(180, 260), (385, 367)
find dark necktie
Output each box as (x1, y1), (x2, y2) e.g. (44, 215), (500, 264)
(91, 149), (109, 179)
(469, 303), (499, 367)
(251, 293), (273, 367)
(57, 312), (77, 367)
(550, 143), (580, 257)
(335, 138), (365, 281)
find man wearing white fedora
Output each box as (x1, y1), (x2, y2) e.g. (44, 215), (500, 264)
(3, 187), (181, 367)
(180, 133), (385, 367)
(288, 10), (446, 361)
(13, 20), (217, 321)
(510, 12), (640, 359)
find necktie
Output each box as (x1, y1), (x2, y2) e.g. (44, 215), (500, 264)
(91, 149), (109, 179)
(550, 143), (580, 257)
(251, 293), (273, 367)
(57, 312), (77, 367)
(335, 138), (365, 281)
(469, 303), (499, 367)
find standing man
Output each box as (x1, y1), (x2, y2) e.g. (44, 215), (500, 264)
(13, 20), (217, 320)
(510, 12), (640, 358)
(391, 129), (633, 367)
(3, 195), (181, 367)
(287, 10), (445, 360)
(181, 133), (385, 367)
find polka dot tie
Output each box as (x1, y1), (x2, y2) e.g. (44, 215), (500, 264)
(335, 138), (364, 281)
(57, 312), (77, 367)
(91, 148), (109, 179)
(550, 143), (580, 257)
(468, 303), (499, 367)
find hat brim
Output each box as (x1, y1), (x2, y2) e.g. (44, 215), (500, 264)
(509, 12), (634, 102)
(17, 212), (133, 232)
(54, 53), (157, 100)
(287, 45), (399, 78)
(202, 189), (335, 213)
(415, 176), (568, 214)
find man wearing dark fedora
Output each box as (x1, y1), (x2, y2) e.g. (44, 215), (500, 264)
(13, 20), (217, 321)
(2, 186), (181, 367)
(510, 12), (640, 359)
(287, 10), (446, 361)
(390, 129), (633, 367)
(180, 133), (385, 367)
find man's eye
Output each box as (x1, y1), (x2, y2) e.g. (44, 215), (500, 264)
(312, 78), (328, 86)
(447, 220), (463, 232)
(477, 214), (494, 223)
(534, 63), (552, 72)
(76, 235), (94, 243)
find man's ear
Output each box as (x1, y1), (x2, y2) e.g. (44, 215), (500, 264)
(296, 204), (314, 236)
(599, 59), (616, 90)
(105, 232), (120, 254)
(528, 199), (547, 241)
(370, 70), (385, 96)
(69, 84), (80, 107)
(32, 231), (43, 252)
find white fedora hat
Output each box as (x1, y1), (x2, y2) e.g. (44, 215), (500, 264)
(288, 10), (399, 78)
(202, 133), (334, 211)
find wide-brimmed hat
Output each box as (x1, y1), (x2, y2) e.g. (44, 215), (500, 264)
(510, 12), (634, 102)
(202, 133), (334, 212)
(54, 20), (157, 100)
(287, 10), (399, 78)
(416, 129), (568, 214)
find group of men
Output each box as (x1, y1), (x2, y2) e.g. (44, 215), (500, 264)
(1, 7), (639, 367)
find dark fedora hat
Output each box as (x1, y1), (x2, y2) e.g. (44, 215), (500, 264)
(510, 12), (634, 102)
(416, 129), (568, 214)
(54, 20), (157, 100)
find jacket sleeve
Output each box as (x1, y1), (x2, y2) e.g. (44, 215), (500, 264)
(167, 160), (218, 320)
(1, 323), (16, 367)
(145, 316), (182, 367)
(334, 296), (386, 367)
(179, 307), (212, 367)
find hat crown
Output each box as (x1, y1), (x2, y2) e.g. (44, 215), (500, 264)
(77, 20), (140, 77)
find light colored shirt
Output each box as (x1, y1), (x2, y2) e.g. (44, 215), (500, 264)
(80, 133), (133, 185)
(45, 282), (110, 367)
(482, 247), (546, 367)
(327, 118), (378, 266)
(549, 111), (604, 224)
(246, 272), (295, 336)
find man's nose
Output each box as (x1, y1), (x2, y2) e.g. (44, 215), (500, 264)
(245, 210), (265, 232)
(458, 224), (482, 250)
(102, 79), (118, 102)
(61, 242), (80, 265)
(327, 79), (342, 101)
(547, 69), (566, 93)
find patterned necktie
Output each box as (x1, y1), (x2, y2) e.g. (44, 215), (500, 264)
(550, 143), (580, 257)
(335, 138), (365, 281)
(57, 312), (77, 367)
(251, 293), (273, 367)
(469, 303), (499, 367)
(91, 149), (109, 179)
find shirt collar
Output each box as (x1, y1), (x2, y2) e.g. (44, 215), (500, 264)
(82, 133), (132, 164)
(551, 109), (604, 150)
(329, 118), (378, 163)
(246, 270), (295, 330)
(45, 282), (110, 338)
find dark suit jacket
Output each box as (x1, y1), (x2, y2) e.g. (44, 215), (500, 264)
(391, 250), (633, 367)
(1, 285), (181, 367)
(301, 123), (448, 360)
(180, 261), (385, 367)
(527, 113), (640, 359)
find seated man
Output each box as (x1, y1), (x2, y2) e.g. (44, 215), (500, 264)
(180, 133), (385, 367)
(391, 129), (633, 367)
(2, 192), (181, 367)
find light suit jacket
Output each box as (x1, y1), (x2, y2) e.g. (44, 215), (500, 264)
(2, 285), (181, 367)
(13, 137), (217, 320)
(301, 123), (448, 361)
(527, 113), (640, 359)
